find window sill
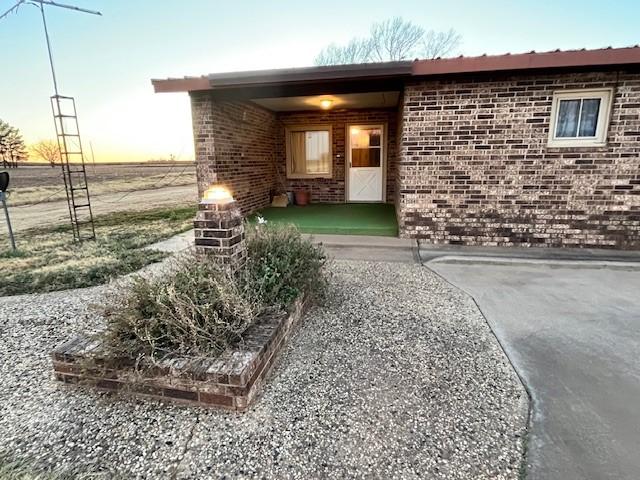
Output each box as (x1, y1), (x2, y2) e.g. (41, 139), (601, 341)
(547, 141), (607, 148)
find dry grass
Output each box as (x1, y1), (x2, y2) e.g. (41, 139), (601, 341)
(0, 206), (196, 296)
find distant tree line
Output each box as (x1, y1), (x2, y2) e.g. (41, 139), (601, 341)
(314, 17), (461, 66)
(0, 119), (27, 168)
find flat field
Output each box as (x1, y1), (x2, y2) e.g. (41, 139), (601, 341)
(0, 163), (198, 232)
(4, 162), (196, 206)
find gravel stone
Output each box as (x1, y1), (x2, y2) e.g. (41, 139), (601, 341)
(0, 260), (528, 479)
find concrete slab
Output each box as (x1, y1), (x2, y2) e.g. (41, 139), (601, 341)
(145, 230), (418, 262)
(419, 243), (640, 263)
(324, 245), (417, 263)
(308, 234), (417, 262)
(428, 260), (640, 480)
(145, 229), (194, 253)
(307, 233), (413, 249)
(429, 255), (640, 271)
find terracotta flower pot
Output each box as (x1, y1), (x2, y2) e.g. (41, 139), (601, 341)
(294, 190), (310, 206)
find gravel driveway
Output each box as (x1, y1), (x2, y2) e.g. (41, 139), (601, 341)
(0, 260), (527, 479)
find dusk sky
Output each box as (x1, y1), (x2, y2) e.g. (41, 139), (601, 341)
(1, 0), (639, 162)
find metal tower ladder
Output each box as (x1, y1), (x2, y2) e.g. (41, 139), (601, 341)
(51, 94), (96, 242)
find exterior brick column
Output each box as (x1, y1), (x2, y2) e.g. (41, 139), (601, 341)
(194, 197), (247, 272)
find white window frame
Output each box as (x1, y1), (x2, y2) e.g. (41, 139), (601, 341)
(285, 124), (333, 179)
(547, 88), (613, 147)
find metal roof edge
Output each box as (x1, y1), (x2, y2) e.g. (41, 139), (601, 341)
(206, 61), (413, 88)
(152, 47), (640, 93)
(151, 77), (210, 93)
(411, 46), (640, 77)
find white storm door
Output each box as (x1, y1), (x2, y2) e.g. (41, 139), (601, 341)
(347, 124), (384, 202)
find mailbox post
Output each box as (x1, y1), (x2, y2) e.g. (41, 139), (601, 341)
(0, 172), (16, 251)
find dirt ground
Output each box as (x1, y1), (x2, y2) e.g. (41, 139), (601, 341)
(0, 163), (198, 233)
(7, 162), (195, 188)
(3, 163), (196, 206)
(3, 184), (197, 233)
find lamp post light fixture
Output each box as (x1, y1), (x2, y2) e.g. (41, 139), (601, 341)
(201, 185), (234, 204)
(193, 184), (247, 272)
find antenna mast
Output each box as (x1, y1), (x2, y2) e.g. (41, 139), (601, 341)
(1, 0), (102, 242)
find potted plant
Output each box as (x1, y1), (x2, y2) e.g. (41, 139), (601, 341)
(294, 189), (309, 206)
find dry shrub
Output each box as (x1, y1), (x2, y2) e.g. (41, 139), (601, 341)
(102, 223), (327, 362)
(245, 223), (328, 307)
(103, 255), (262, 361)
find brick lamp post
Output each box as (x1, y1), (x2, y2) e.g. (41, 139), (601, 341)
(194, 185), (247, 273)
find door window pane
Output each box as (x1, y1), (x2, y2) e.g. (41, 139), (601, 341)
(369, 130), (381, 147)
(556, 99), (580, 137)
(578, 99), (600, 137)
(350, 127), (382, 168)
(352, 148), (381, 167)
(350, 128), (382, 147)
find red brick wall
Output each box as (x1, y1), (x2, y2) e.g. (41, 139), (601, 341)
(275, 109), (398, 203)
(191, 95), (398, 213)
(190, 93), (278, 215)
(398, 71), (640, 249)
(395, 93), (406, 225)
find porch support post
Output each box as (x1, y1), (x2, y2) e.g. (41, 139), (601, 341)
(193, 191), (247, 273)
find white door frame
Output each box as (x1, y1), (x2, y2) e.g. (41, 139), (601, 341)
(345, 123), (387, 203)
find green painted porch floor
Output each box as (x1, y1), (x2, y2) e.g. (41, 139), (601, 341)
(250, 203), (398, 236)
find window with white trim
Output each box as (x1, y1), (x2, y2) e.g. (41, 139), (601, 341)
(547, 88), (613, 147)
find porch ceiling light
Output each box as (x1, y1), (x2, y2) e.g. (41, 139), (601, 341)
(202, 185), (233, 204)
(320, 99), (333, 110)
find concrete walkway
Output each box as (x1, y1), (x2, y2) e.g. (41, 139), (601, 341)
(419, 243), (640, 264)
(146, 230), (418, 263)
(428, 259), (640, 480)
(148, 229), (640, 265)
(145, 229), (194, 252)
(311, 234), (416, 262)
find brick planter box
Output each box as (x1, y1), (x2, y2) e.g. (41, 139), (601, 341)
(52, 297), (308, 412)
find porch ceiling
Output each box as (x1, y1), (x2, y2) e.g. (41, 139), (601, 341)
(252, 91), (400, 111)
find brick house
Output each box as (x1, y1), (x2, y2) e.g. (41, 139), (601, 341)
(153, 47), (640, 249)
